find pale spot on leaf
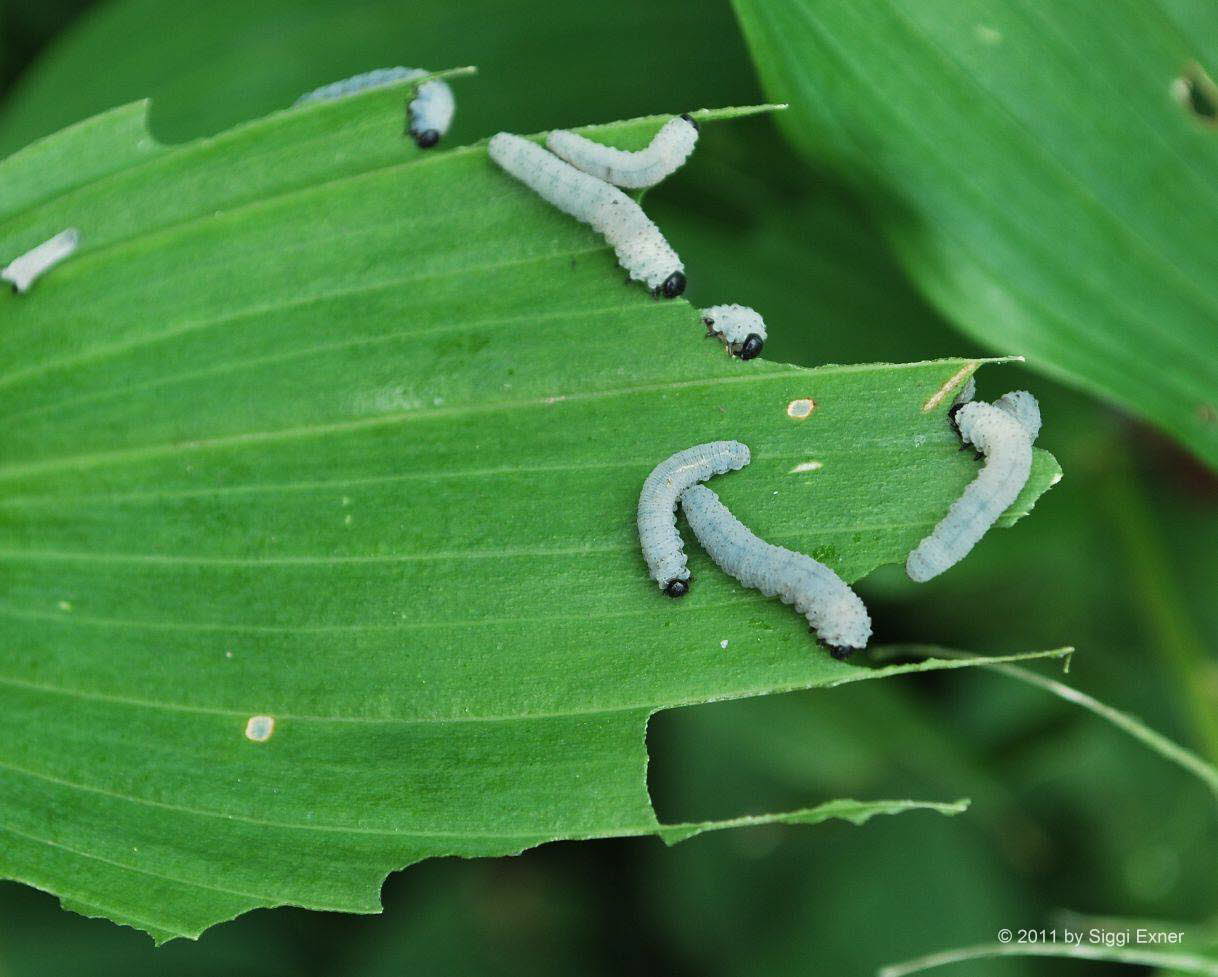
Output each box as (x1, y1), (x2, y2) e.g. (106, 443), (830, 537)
(789, 460), (823, 474)
(786, 398), (815, 420)
(245, 715), (275, 742)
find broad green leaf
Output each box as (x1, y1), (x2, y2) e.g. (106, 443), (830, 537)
(0, 85), (1062, 941)
(731, 0), (1218, 470)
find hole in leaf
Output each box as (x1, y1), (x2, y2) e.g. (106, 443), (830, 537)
(1173, 62), (1218, 124)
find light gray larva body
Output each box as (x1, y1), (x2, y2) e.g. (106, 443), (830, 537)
(701, 304), (767, 360)
(637, 441), (751, 596)
(906, 395), (1040, 582)
(545, 114), (699, 189)
(953, 376), (976, 408)
(993, 389), (1042, 441)
(293, 67), (454, 148)
(2, 228), (80, 294)
(406, 78), (456, 148)
(680, 484), (872, 655)
(487, 132), (687, 297)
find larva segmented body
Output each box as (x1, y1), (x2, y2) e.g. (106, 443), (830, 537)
(2, 228), (80, 294)
(545, 114), (699, 189)
(637, 441), (751, 596)
(907, 396), (1039, 582)
(680, 484), (872, 656)
(701, 304), (767, 360)
(293, 67), (454, 148)
(487, 132), (686, 297)
(993, 390), (1042, 441)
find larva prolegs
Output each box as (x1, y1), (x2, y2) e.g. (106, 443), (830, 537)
(700, 304), (767, 360)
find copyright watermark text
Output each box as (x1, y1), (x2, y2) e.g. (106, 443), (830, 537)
(997, 927), (1185, 948)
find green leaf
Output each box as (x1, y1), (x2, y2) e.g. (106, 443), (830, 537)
(0, 87), (1062, 941)
(731, 0), (1218, 469)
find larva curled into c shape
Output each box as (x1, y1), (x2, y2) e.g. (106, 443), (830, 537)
(2, 228), (80, 294)
(488, 132), (686, 297)
(701, 304), (767, 360)
(680, 484), (872, 657)
(637, 441), (751, 596)
(907, 393), (1041, 582)
(293, 67), (455, 148)
(545, 114), (699, 189)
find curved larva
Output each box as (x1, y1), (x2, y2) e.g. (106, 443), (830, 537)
(487, 132), (686, 297)
(2, 228), (80, 294)
(701, 304), (767, 360)
(906, 400), (1035, 582)
(545, 114), (699, 189)
(637, 441), (750, 596)
(680, 484), (872, 656)
(293, 67), (454, 148)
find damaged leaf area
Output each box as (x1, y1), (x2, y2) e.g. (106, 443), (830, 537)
(0, 79), (1061, 940)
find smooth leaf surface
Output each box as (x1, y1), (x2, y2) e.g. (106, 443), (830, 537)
(0, 84), (1061, 941)
(732, 0), (1218, 469)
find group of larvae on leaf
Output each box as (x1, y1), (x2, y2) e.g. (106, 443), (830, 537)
(636, 440), (871, 658)
(2, 83), (1041, 662)
(1, 67), (456, 294)
(6, 88), (768, 358)
(636, 378), (1041, 659)
(488, 116), (767, 360)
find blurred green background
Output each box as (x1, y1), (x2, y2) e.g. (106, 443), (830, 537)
(1, 0), (1216, 974)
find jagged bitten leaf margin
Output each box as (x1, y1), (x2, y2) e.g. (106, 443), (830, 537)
(0, 82), (1060, 940)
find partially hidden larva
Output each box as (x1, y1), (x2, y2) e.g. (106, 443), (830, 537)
(545, 114), (699, 189)
(637, 441), (751, 596)
(701, 304), (766, 360)
(294, 66), (455, 148)
(487, 132), (686, 297)
(905, 391), (1042, 582)
(2, 228), (80, 294)
(681, 484), (872, 657)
